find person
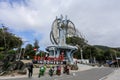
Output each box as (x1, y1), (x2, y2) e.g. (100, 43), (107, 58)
(56, 65), (61, 75)
(49, 66), (54, 77)
(66, 65), (70, 75)
(38, 65), (46, 78)
(27, 62), (33, 78)
(44, 65), (47, 71)
(63, 65), (66, 74)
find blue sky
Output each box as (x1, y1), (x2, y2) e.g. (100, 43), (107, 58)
(0, 0), (120, 51)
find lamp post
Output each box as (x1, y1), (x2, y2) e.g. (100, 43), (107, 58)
(18, 41), (29, 60)
(81, 48), (83, 61)
(18, 41), (22, 61)
(76, 45), (84, 63)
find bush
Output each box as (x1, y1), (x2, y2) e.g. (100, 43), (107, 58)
(0, 53), (4, 60)
(0, 47), (4, 51)
(7, 50), (16, 54)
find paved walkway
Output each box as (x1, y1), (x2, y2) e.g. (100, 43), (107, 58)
(104, 68), (120, 80)
(0, 64), (96, 79)
(1, 64), (118, 80)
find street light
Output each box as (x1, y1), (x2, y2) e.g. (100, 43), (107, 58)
(18, 42), (22, 61)
(76, 45), (84, 62)
(81, 48), (83, 60)
(19, 41), (29, 60)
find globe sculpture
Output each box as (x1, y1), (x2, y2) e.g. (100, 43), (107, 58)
(46, 15), (78, 64)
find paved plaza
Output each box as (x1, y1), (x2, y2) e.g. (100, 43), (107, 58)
(0, 64), (116, 80)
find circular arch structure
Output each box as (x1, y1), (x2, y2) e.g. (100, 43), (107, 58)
(50, 18), (77, 45)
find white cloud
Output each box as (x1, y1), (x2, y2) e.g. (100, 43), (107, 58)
(0, 0), (120, 48)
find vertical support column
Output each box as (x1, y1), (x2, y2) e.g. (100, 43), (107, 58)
(53, 47), (56, 58)
(56, 49), (60, 57)
(66, 50), (74, 64)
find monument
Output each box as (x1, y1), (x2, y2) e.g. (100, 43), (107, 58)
(46, 15), (78, 65)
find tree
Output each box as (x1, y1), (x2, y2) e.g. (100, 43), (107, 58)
(0, 52), (4, 60)
(66, 36), (87, 47)
(0, 26), (22, 51)
(34, 39), (39, 51)
(25, 44), (33, 51)
(0, 25), (23, 61)
(24, 44), (36, 59)
(66, 36), (87, 59)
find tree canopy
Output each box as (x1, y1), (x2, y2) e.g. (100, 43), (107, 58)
(66, 36), (87, 48)
(0, 26), (22, 51)
(0, 26), (23, 60)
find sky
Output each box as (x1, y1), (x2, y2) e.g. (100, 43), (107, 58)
(0, 0), (120, 51)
